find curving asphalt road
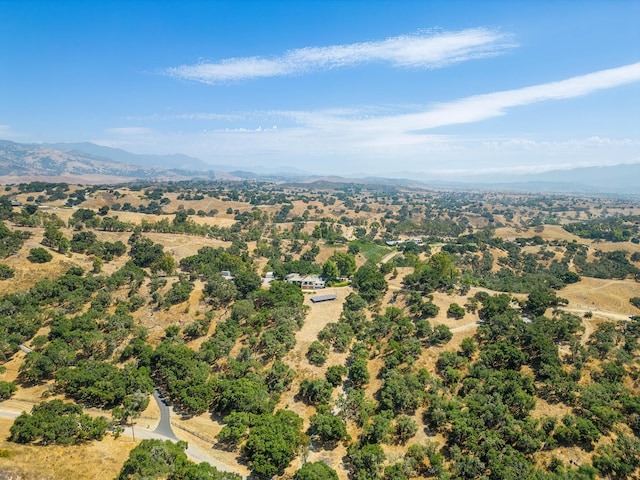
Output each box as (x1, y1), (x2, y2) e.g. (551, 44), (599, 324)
(0, 393), (246, 479)
(152, 388), (178, 440)
(150, 389), (246, 478)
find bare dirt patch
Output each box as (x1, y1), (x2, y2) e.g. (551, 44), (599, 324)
(562, 277), (639, 318)
(494, 225), (584, 243)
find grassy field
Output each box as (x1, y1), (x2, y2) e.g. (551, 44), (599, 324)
(350, 240), (392, 264)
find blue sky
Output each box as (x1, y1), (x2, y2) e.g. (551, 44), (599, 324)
(1, 0), (639, 176)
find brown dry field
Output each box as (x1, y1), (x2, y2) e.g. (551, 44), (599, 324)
(1, 225), (231, 296)
(495, 225), (640, 255)
(494, 225), (583, 242)
(2, 187), (640, 478)
(561, 277), (640, 319)
(0, 417), (137, 480)
(32, 205), (241, 229)
(1, 229), (100, 294)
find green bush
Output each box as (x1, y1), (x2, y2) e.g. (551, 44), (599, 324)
(325, 365), (347, 387)
(298, 378), (333, 406)
(0, 263), (14, 279)
(243, 410), (307, 477)
(447, 302), (466, 319)
(306, 341), (329, 366)
(27, 247), (52, 263)
(9, 400), (108, 445)
(309, 413), (348, 444)
(294, 462), (338, 480)
(0, 381), (17, 399)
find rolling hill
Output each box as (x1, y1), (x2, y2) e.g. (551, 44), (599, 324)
(0, 140), (196, 183)
(1, 139), (639, 195)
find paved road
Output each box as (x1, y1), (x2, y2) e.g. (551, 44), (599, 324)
(150, 389), (246, 478)
(0, 397), (246, 479)
(152, 389), (178, 440)
(118, 423), (244, 477)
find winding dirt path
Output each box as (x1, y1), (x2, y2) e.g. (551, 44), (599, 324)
(380, 251), (400, 264)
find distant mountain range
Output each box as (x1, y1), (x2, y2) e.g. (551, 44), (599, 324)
(450, 163), (640, 194)
(0, 140), (202, 183)
(0, 139), (638, 195)
(44, 142), (213, 172)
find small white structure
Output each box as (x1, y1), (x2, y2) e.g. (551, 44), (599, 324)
(285, 273), (325, 290)
(220, 270), (234, 281)
(386, 238), (423, 247)
(262, 272), (275, 286)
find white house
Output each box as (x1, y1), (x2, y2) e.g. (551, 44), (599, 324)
(285, 273), (325, 289)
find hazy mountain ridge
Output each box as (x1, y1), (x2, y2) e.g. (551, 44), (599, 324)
(1, 140), (639, 195)
(0, 140), (192, 182)
(451, 163), (640, 193)
(45, 142), (212, 172)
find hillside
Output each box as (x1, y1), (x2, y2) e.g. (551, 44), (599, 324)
(2, 140), (640, 195)
(452, 163), (640, 194)
(46, 142), (213, 172)
(0, 140), (193, 183)
(0, 181), (640, 479)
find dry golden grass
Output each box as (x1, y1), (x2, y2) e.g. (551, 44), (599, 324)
(3, 187), (640, 478)
(1, 229), (91, 294)
(562, 277), (640, 318)
(169, 415), (251, 478)
(0, 418), (135, 480)
(494, 225), (583, 243)
(495, 225), (640, 255)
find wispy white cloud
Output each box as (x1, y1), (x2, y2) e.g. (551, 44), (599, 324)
(117, 62), (640, 174)
(482, 136), (640, 150)
(164, 28), (516, 83)
(126, 113), (244, 122)
(105, 127), (154, 135)
(168, 63), (640, 139)
(153, 62), (640, 135)
(0, 124), (22, 139)
(330, 62), (640, 136)
(414, 158), (640, 177)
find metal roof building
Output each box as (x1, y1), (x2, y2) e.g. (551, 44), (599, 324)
(310, 294), (337, 303)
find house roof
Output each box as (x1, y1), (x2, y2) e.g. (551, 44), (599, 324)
(285, 273), (324, 283)
(310, 294), (337, 303)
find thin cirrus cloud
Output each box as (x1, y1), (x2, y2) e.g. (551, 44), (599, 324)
(105, 127), (154, 135)
(124, 62), (640, 171)
(320, 61), (640, 136)
(164, 28), (516, 83)
(163, 62), (640, 138)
